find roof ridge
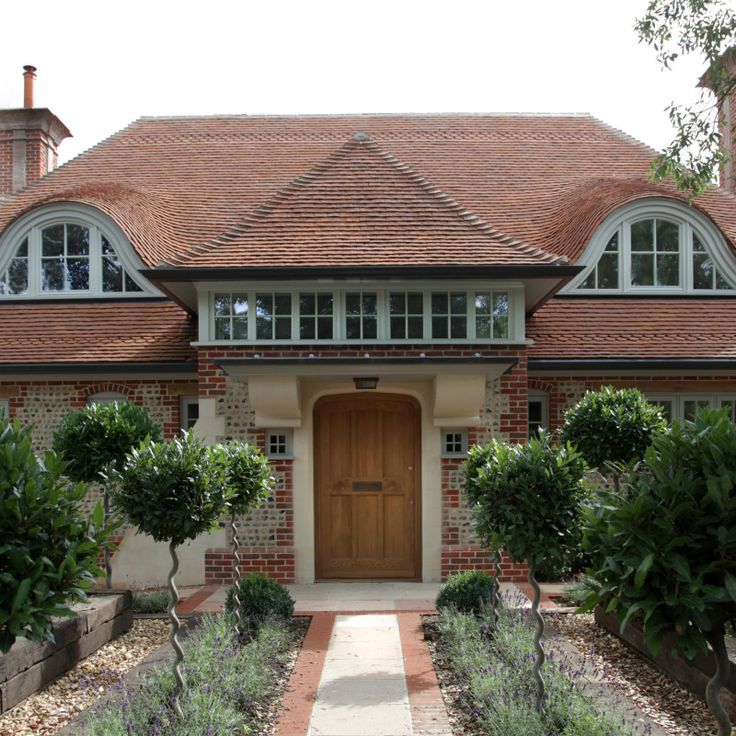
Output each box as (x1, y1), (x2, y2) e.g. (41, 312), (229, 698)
(170, 132), (568, 267)
(137, 112), (595, 122)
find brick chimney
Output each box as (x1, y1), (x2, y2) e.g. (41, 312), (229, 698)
(0, 65), (71, 198)
(701, 48), (736, 191)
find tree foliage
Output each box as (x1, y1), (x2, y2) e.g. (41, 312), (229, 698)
(215, 441), (273, 516)
(582, 406), (736, 660)
(113, 433), (230, 546)
(0, 419), (116, 653)
(561, 386), (667, 471)
(53, 401), (161, 482)
(465, 434), (589, 571)
(636, 0), (736, 196)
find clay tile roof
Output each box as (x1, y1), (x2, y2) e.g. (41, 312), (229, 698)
(0, 300), (196, 365)
(1, 113), (736, 269)
(172, 132), (565, 268)
(527, 298), (736, 360)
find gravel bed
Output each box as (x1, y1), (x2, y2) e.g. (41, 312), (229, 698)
(0, 619), (169, 736)
(554, 612), (716, 736)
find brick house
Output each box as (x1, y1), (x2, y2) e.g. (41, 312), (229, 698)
(2, 67), (736, 587)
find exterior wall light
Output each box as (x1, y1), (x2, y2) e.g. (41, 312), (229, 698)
(354, 377), (379, 390)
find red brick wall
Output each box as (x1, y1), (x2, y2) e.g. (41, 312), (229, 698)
(0, 131), (13, 195)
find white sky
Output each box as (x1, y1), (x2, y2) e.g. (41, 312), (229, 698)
(0, 0), (726, 164)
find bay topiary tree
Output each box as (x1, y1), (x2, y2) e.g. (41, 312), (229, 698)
(52, 401), (161, 588)
(464, 432), (588, 713)
(582, 407), (736, 736)
(561, 386), (667, 491)
(113, 432), (230, 718)
(214, 441), (273, 636)
(0, 419), (116, 653)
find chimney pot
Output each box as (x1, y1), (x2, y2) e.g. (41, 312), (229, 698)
(23, 65), (37, 108)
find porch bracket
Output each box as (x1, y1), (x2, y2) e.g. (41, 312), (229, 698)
(432, 373), (487, 427)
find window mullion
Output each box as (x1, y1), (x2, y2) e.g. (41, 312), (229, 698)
(468, 289), (477, 340)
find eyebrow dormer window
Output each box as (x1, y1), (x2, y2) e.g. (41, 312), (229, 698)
(573, 201), (736, 294)
(0, 213), (150, 298)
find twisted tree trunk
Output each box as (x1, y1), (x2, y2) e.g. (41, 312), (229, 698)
(167, 542), (185, 719)
(103, 479), (112, 590)
(528, 562), (546, 714)
(230, 510), (242, 636)
(705, 628), (733, 736)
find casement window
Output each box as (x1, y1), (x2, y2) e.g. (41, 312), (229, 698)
(0, 399), (8, 419)
(441, 428), (468, 457)
(528, 392), (549, 437)
(647, 394), (736, 423)
(0, 205), (155, 299)
(266, 429), (293, 458)
(181, 396), (199, 432)
(204, 284), (521, 344)
(572, 200), (736, 294)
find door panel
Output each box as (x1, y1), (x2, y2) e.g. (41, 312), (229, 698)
(315, 393), (421, 579)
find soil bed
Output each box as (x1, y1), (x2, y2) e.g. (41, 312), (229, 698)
(551, 612), (716, 736)
(0, 619), (169, 736)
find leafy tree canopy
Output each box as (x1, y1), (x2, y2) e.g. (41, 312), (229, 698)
(636, 0), (736, 197)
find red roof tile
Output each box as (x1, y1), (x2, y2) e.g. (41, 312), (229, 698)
(528, 298), (736, 360)
(0, 301), (196, 365)
(1, 113), (733, 268)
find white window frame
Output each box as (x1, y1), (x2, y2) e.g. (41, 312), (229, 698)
(440, 427), (468, 458)
(566, 199), (736, 295)
(0, 203), (159, 299)
(197, 280), (525, 346)
(528, 391), (549, 437)
(646, 393), (736, 422)
(180, 396), (199, 433)
(0, 399), (8, 419)
(265, 428), (293, 459)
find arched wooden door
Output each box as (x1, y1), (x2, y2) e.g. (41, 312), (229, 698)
(314, 393), (421, 579)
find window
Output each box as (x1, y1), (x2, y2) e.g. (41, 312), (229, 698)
(528, 392), (548, 437)
(266, 429), (293, 458)
(345, 292), (378, 339)
(572, 200), (736, 294)
(0, 399), (8, 419)
(432, 291), (467, 339)
(207, 284), (521, 343)
(87, 392), (127, 406)
(441, 428), (468, 457)
(0, 206), (152, 298)
(299, 292), (333, 340)
(389, 291), (424, 339)
(214, 293), (249, 340)
(256, 292), (291, 340)
(181, 396), (199, 432)
(646, 394), (736, 422)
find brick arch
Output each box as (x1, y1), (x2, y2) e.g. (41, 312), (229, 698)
(74, 382), (138, 409)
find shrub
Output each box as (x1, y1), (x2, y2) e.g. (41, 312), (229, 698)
(561, 386), (667, 472)
(114, 433), (229, 546)
(0, 419), (114, 653)
(86, 613), (297, 735)
(53, 400), (161, 483)
(225, 573), (295, 625)
(436, 570), (497, 615)
(435, 605), (640, 735)
(582, 407), (736, 733)
(463, 431), (588, 710)
(132, 589), (170, 614)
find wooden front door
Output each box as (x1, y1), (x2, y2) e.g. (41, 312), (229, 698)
(314, 393), (421, 579)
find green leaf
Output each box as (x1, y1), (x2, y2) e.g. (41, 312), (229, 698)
(11, 578), (31, 615)
(635, 553), (655, 589)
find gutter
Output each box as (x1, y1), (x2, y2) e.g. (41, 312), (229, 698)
(528, 358), (736, 371)
(0, 361), (197, 374)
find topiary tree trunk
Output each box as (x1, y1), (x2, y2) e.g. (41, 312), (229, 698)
(167, 541), (185, 719)
(527, 562), (546, 714)
(230, 510), (242, 636)
(705, 627), (732, 736)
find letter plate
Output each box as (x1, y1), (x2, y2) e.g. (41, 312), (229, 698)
(352, 481), (383, 491)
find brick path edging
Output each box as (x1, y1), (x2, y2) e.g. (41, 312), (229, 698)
(398, 612), (454, 735)
(273, 612), (335, 736)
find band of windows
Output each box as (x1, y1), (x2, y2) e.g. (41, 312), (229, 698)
(212, 288), (511, 342)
